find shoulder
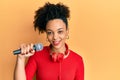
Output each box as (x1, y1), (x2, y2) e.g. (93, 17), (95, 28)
(69, 49), (84, 62)
(69, 50), (84, 68)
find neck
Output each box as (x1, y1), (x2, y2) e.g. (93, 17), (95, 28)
(51, 44), (66, 54)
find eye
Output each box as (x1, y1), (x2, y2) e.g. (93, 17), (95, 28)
(47, 31), (52, 35)
(58, 30), (63, 34)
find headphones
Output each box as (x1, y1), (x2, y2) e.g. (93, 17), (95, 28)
(49, 44), (70, 62)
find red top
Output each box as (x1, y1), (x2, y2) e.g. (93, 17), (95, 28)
(25, 46), (84, 80)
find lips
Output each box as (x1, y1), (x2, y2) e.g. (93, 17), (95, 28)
(53, 41), (60, 46)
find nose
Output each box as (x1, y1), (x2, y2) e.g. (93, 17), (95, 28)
(53, 33), (58, 40)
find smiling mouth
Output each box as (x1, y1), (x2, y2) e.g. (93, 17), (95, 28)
(53, 41), (60, 46)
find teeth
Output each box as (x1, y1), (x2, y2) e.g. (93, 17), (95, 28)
(54, 41), (59, 44)
(53, 41), (59, 45)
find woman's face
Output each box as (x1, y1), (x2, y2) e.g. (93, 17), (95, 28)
(46, 19), (69, 50)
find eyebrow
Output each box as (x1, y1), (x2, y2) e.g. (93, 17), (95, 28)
(46, 28), (64, 31)
(58, 28), (64, 30)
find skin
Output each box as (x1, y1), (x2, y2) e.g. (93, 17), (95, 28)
(14, 19), (69, 80)
(46, 19), (69, 54)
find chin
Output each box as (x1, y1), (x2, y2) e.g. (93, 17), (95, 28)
(54, 43), (65, 49)
(52, 44), (61, 49)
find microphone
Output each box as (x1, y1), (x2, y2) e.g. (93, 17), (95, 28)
(13, 43), (43, 55)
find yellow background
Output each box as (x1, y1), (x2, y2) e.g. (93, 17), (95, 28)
(0, 0), (120, 80)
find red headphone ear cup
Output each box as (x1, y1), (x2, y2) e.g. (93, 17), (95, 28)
(57, 53), (64, 62)
(52, 52), (57, 62)
(51, 53), (64, 62)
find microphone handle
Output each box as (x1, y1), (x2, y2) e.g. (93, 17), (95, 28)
(13, 46), (36, 55)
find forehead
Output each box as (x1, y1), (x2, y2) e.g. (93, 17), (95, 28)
(46, 19), (66, 30)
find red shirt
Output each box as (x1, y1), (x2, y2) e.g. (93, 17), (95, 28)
(25, 46), (84, 80)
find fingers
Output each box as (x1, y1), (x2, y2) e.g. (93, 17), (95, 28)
(20, 43), (35, 56)
(29, 43), (35, 54)
(20, 44), (26, 55)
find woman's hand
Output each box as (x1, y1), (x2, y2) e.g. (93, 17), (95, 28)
(17, 43), (35, 60)
(14, 43), (35, 80)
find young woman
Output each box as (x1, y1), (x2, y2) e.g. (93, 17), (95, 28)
(14, 2), (84, 80)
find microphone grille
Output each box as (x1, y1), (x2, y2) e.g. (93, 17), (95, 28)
(34, 43), (43, 51)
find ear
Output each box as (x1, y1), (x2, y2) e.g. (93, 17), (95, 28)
(66, 28), (69, 35)
(66, 28), (69, 39)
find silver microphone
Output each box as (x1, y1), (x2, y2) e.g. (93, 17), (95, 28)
(13, 43), (43, 55)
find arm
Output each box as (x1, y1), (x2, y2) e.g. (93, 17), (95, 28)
(14, 44), (35, 80)
(75, 57), (84, 80)
(14, 56), (26, 80)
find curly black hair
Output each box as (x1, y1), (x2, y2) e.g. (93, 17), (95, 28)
(33, 2), (70, 33)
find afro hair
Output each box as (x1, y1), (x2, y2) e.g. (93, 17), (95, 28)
(33, 2), (70, 33)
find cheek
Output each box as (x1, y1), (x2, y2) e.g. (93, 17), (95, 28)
(61, 33), (67, 39)
(47, 35), (54, 42)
